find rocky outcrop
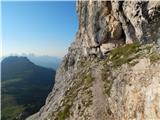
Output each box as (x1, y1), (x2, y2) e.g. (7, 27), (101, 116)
(27, 1), (160, 120)
(76, 0), (160, 55)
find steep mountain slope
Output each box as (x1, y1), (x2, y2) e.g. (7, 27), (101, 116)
(27, 1), (160, 120)
(1, 56), (55, 120)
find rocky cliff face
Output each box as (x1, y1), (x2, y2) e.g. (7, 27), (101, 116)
(27, 1), (160, 120)
(76, 0), (160, 56)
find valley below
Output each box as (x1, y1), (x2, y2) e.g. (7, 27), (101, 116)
(1, 56), (56, 120)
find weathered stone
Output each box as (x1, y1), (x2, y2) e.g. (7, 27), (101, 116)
(27, 1), (160, 120)
(76, 0), (160, 55)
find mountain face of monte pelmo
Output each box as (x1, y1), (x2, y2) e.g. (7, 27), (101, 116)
(27, 1), (160, 120)
(1, 56), (55, 120)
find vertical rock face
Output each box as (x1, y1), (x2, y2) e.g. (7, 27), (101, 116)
(76, 0), (160, 55)
(27, 1), (160, 120)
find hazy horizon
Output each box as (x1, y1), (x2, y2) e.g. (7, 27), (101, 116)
(1, 53), (62, 59)
(2, 1), (78, 57)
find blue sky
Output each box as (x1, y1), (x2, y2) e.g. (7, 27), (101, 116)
(2, 1), (78, 57)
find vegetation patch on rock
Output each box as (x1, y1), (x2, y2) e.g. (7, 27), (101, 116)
(53, 69), (94, 120)
(150, 52), (160, 63)
(109, 43), (141, 67)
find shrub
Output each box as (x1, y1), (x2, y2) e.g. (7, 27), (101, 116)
(150, 53), (160, 63)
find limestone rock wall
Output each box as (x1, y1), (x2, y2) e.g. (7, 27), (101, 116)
(26, 1), (160, 120)
(76, 0), (160, 55)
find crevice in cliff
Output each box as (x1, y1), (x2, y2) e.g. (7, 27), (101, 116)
(118, 1), (137, 44)
(141, 1), (149, 22)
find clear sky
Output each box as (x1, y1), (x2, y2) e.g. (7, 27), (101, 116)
(2, 1), (78, 58)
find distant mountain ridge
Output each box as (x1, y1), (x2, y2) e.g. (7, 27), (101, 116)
(1, 55), (61, 70)
(27, 55), (61, 70)
(1, 56), (56, 120)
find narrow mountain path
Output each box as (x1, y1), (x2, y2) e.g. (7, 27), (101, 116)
(91, 66), (108, 120)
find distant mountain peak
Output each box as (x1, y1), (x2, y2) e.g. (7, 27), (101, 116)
(2, 56), (31, 63)
(1, 55), (56, 120)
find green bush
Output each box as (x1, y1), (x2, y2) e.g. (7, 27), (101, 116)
(84, 72), (93, 88)
(57, 103), (72, 120)
(150, 53), (160, 63)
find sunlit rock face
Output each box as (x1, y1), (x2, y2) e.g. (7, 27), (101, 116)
(27, 1), (160, 120)
(76, 0), (160, 55)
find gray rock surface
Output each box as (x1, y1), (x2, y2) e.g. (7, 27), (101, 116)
(76, 0), (160, 55)
(27, 1), (160, 120)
